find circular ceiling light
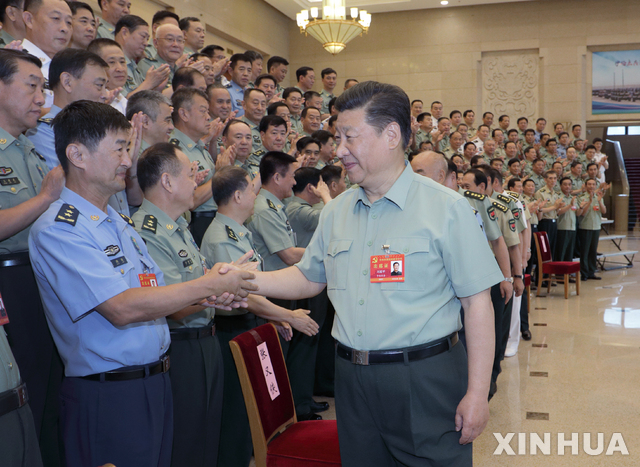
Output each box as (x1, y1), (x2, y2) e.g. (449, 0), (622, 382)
(441, 0), (448, 4)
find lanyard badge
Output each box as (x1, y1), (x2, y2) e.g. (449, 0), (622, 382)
(370, 244), (405, 283)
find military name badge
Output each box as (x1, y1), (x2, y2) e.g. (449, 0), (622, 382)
(0, 293), (9, 325)
(139, 273), (158, 287)
(370, 254), (405, 283)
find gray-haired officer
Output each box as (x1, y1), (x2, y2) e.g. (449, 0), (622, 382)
(0, 50), (65, 456)
(28, 100), (256, 467)
(220, 119), (257, 177)
(246, 82), (502, 466)
(132, 142), (223, 467)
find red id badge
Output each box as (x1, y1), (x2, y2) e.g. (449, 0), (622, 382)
(370, 254), (405, 283)
(139, 273), (159, 287)
(0, 293), (8, 325)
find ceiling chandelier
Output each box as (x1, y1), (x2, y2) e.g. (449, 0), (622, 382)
(296, 0), (372, 55)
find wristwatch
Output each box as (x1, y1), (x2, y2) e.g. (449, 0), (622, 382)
(503, 277), (514, 283)
(513, 274), (523, 279)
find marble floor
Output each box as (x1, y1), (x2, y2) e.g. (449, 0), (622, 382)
(251, 235), (640, 466)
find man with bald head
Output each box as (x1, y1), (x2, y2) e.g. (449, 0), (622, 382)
(411, 151), (461, 193)
(139, 23), (184, 86)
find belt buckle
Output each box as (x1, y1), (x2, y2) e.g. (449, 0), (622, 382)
(15, 384), (28, 407)
(161, 355), (170, 373)
(351, 349), (369, 366)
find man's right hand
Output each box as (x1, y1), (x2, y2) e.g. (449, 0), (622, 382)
(289, 308), (319, 336)
(40, 166), (65, 203)
(499, 280), (513, 304)
(143, 64), (171, 91)
(208, 263), (258, 300)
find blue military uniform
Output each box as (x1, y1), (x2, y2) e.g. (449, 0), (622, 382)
(226, 80), (245, 117)
(29, 187), (172, 467)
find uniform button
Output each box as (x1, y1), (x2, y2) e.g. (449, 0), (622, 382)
(120, 269), (124, 274)
(367, 241), (372, 246)
(359, 299), (364, 305)
(362, 269), (367, 275)
(357, 330), (362, 336)
(403, 247), (409, 253)
(189, 266), (192, 270)
(372, 214), (378, 219)
(8, 362), (13, 369)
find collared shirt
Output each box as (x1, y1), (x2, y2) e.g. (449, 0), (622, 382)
(535, 185), (561, 220)
(20, 39), (53, 108)
(96, 19), (115, 39)
(494, 191), (527, 233)
(111, 93), (128, 115)
(227, 80), (245, 117)
(28, 187), (170, 377)
(0, 127), (49, 254)
(27, 105), (61, 170)
(471, 137), (484, 154)
(0, 29), (16, 47)
(489, 197), (520, 247)
(319, 89), (334, 114)
(132, 199), (212, 329)
(290, 114), (303, 135)
(0, 327), (21, 393)
(241, 116), (262, 153)
(529, 172), (546, 192)
(577, 192), (603, 230)
(145, 43), (158, 60)
(442, 144), (462, 159)
(437, 134), (450, 152)
(247, 188), (296, 272)
(123, 56), (145, 96)
(414, 129), (431, 148)
(246, 147), (266, 172)
(284, 196), (322, 248)
(295, 165), (503, 350)
(275, 83), (285, 98)
(522, 194), (538, 225)
(557, 144), (567, 159)
(139, 54), (175, 89)
(557, 193), (577, 230)
(170, 128), (216, 212)
(569, 173), (583, 193)
(233, 158), (259, 179)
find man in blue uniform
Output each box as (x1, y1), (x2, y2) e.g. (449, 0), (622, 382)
(28, 101), (257, 467)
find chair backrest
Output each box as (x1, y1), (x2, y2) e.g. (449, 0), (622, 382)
(533, 231), (553, 264)
(230, 323), (296, 466)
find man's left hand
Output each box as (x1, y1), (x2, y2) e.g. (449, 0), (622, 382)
(455, 391), (490, 444)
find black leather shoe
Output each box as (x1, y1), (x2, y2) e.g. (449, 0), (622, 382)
(569, 278), (576, 283)
(298, 412), (323, 421)
(588, 275), (602, 280)
(522, 330), (532, 341)
(581, 275), (588, 282)
(314, 390), (335, 398)
(310, 400), (329, 413)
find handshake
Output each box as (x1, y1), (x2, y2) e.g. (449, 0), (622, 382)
(199, 251), (260, 310)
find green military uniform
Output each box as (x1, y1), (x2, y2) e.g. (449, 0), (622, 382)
(170, 128), (216, 246)
(319, 89), (334, 115)
(132, 199), (222, 467)
(522, 194), (538, 226)
(480, 153), (493, 165)
(233, 158), (259, 179)
(441, 145), (460, 159)
(569, 173), (583, 193)
(240, 116), (262, 153)
(96, 20), (115, 39)
(246, 147), (265, 172)
(535, 184), (561, 253)
(541, 152), (556, 169)
(437, 134), (450, 152)
(295, 165), (503, 466)
(290, 114), (303, 135)
(145, 43), (158, 60)
(555, 193), (577, 261)
(275, 83), (285, 98)
(577, 192), (603, 278)
(462, 190), (503, 242)
(0, 29), (16, 47)
(414, 129), (431, 149)
(495, 146), (506, 160)
(123, 56), (145, 96)
(200, 213), (261, 467)
(139, 55), (175, 89)
(495, 191), (526, 234)
(247, 188), (296, 272)
(528, 172), (546, 192)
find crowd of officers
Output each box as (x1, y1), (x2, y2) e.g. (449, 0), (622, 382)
(0, 0), (611, 466)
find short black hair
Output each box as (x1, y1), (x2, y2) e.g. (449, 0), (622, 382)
(411, 99), (423, 106)
(114, 14), (148, 36)
(483, 111), (494, 118)
(87, 38), (122, 56)
(258, 115), (286, 134)
(296, 136), (320, 153)
(259, 151), (297, 184)
(523, 178), (535, 188)
(53, 100), (131, 173)
(449, 110), (461, 118)
(464, 142), (477, 151)
(212, 165), (250, 206)
(470, 155), (483, 166)
(505, 141), (517, 150)
(301, 106), (320, 119)
(125, 90), (171, 121)
(267, 101), (289, 116)
(244, 50), (263, 63)
(545, 138), (557, 147)
(178, 16), (200, 31)
(518, 117), (528, 124)
(335, 81), (411, 149)
(536, 117), (546, 124)
(303, 90), (321, 104)
(311, 130), (333, 145)
(417, 112), (431, 123)
(0, 49), (42, 85)
(292, 167), (320, 194)
(463, 109), (474, 117)
(585, 144), (596, 151)
(0, 0), (24, 22)
(327, 115), (337, 128)
(137, 142), (182, 192)
(570, 160), (582, 168)
(328, 97), (337, 114)
(49, 48), (107, 90)
(586, 162), (598, 171)
(172, 67), (205, 91)
(344, 78), (358, 87)
(507, 177), (521, 190)
(267, 56), (288, 72)
(524, 128), (535, 135)
(229, 53), (252, 69)
(498, 114), (509, 123)
(200, 44), (224, 59)
(592, 137), (603, 144)
(255, 74), (276, 88)
(171, 88), (208, 122)
(243, 87), (265, 101)
(222, 118), (250, 138)
(68, 1), (94, 16)
(321, 67), (336, 78)
(508, 157), (520, 167)
(464, 168), (488, 189)
(152, 10), (179, 26)
(282, 87), (302, 100)
(507, 129), (519, 136)
(320, 164), (342, 185)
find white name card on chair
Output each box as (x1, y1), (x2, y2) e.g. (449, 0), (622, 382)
(257, 341), (280, 400)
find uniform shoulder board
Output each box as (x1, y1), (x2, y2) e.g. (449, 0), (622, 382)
(496, 193), (512, 204)
(464, 190), (486, 201)
(141, 215), (157, 234)
(119, 212), (135, 227)
(253, 149), (265, 156)
(170, 138), (181, 147)
(506, 190), (520, 200)
(492, 201), (509, 213)
(226, 225), (239, 242)
(38, 117), (53, 125)
(267, 199), (278, 212)
(55, 203), (79, 226)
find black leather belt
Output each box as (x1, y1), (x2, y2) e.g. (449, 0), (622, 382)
(0, 382), (28, 418)
(191, 211), (216, 218)
(170, 324), (215, 341)
(337, 332), (458, 366)
(81, 355), (170, 382)
(0, 252), (30, 268)
(539, 218), (556, 223)
(215, 313), (252, 322)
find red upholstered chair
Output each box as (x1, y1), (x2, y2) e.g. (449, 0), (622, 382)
(533, 231), (580, 299)
(230, 323), (341, 467)
(524, 273), (532, 313)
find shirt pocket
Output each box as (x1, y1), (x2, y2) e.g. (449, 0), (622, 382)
(326, 239), (352, 290)
(381, 237), (430, 291)
(0, 177), (29, 209)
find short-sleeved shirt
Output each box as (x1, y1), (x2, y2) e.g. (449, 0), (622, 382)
(170, 128), (216, 212)
(522, 194), (538, 225)
(96, 20), (115, 39)
(577, 193), (603, 230)
(132, 199), (212, 329)
(28, 187), (170, 377)
(494, 191), (527, 233)
(569, 173), (583, 192)
(0, 127), (49, 254)
(489, 198), (520, 247)
(139, 55), (175, 89)
(284, 196), (322, 248)
(247, 188), (297, 272)
(246, 147), (266, 171)
(295, 165), (503, 350)
(0, 327), (21, 393)
(535, 186), (561, 220)
(319, 89), (334, 114)
(557, 193), (577, 231)
(241, 116), (263, 153)
(462, 190), (502, 242)
(227, 80), (245, 117)
(233, 158), (259, 179)
(123, 56), (146, 96)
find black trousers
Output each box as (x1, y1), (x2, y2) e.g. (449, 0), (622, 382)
(490, 283), (511, 386)
(60, 371), (173, 467)
(526, 224), (538, 277)
(0, 256), (63, 467)
(578, 229), (600, 277)
(169, 333), (224, 467)
(335, 342), (471, 466)
(215, 313), (260, 467)
(555, 229), (576, 262)
(314, 300), (336, 396)
(190, 212), (216, 248)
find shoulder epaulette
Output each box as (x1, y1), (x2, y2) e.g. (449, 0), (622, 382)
(119, 212), (135, 227)
(267, 199), (278, 212)
(492, 201), (509, 213)
(496, 193), (512, 204)
(141, 215), (157, 234)
(506, 190), (520, 200)
(38, 117), (53, 125)
(464, 190), (486, 201)
(252, 149), (265, 157)
(55, 204), (79, 226)
(226, 225), (239, 242)
(170, 138), (181, 147)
